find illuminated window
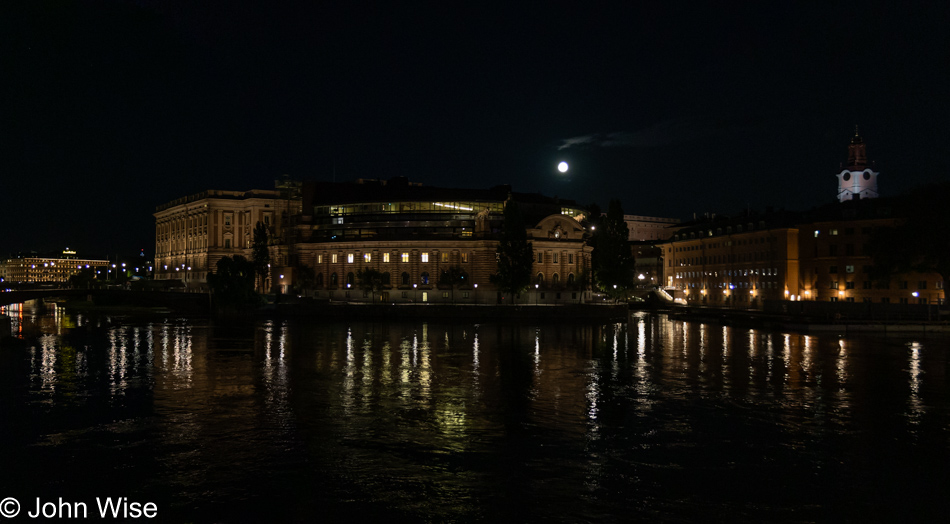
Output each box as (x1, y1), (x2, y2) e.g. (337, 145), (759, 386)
(441, 253), (449, 263)
(461, 252), (469, 263)
(347, 254), (354, 263)
(401, 253), (409, 263)
(317, 255), (323, 264)
(383, 253), (390, 263)
(364, 253), (371, 263)
(332, 254), (338, 263)
(421, 253), (429, 263)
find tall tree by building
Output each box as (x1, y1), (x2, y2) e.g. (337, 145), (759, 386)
(592, 199), (634, 298)
(252, 221), (270, 293)
(491, 200), (534, 303)
(356, 267), (384, 304)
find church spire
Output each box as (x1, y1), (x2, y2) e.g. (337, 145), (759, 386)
(847, 124), (867, 168)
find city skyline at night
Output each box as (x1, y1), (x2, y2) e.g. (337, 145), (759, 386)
(3, 1), (948, 256)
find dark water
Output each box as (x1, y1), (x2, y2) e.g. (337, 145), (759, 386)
(1, 303), (949, 523)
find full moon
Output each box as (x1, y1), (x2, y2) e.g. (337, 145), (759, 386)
(557, 161), (569, 173)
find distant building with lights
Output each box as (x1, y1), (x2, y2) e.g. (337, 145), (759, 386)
(623, 215), (680, 241)
(0, 249), (108, 284)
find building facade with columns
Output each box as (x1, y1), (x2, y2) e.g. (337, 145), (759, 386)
(287, 178), (593, 304)
(153, 179), (300, 289)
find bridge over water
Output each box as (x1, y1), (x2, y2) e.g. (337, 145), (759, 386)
(0, 289), (209, 314)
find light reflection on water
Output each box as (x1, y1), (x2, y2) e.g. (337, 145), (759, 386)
(1, 307), (949, 522)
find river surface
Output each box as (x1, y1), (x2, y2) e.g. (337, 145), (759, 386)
(1, 303), (948, 523)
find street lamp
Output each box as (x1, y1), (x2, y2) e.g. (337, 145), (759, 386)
(473, 283), (478, 304)
(535, 283), (539, 305)
(413, 283), (417, 303)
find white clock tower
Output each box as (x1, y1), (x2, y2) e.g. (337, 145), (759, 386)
(836, 127), (879, 202)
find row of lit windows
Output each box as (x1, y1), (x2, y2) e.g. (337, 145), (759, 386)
(312, 201), (585, 218)
(672, 236), (776, 252)
(316, 252), (471, 264)
(676, 268), (780, 279)
(318, 201), (504, 216)
(684, 281), (782, 290)
(672, 251), (776, 266)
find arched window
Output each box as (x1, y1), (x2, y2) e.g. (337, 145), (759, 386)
(567, 273), (575, 286)
(330, 273), (338, 287)
(401, 272), (410, 285)
(382, 272), (391, 286)
(316, 273), (324, 287)
(346, 272), (355, 286)
(536, 273), (544, 286)
(421, 272), (429, 285)
(552, 273), (560, 287)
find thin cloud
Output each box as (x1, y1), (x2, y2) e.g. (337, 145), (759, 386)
(557, 116), (749, 150)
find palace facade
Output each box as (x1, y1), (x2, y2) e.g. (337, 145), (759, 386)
(153, 178), (300, 287)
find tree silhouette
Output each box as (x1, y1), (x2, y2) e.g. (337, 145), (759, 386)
(252, 221), (270, 293)
(491, 200), (533, 303)
(592, 199), (634, 299)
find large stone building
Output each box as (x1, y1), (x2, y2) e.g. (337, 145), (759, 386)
(155, 177), (594, 303)
(153, 178), (300, 288)
(623, 215), (680, 241)
(660, 212), (801, 307)
(661, 200), (944, 307)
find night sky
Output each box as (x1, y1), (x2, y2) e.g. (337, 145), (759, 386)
(3, 1), (948, 257)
